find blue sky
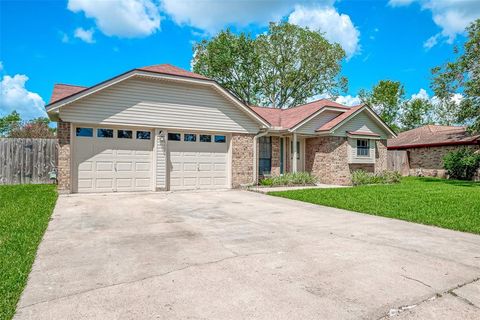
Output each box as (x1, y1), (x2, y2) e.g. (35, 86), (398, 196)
(1, 0), (479, 120)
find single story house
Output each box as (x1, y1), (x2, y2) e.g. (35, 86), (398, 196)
(387, 125), (480, 177)
(46, 64), (396, 193)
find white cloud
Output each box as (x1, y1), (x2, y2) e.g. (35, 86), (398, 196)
(411, 88), (430, 100)
(388, 0), (480, 48)
(0, 74), (47, 120)
(335, 95), (361, 106)
(423, 34), (439, 49)
(74, 27), (95, 43)
(288, 5), (360, 59)
(161, 0), (301, 34)
(388, 0), (415, 7)
(67, 0), (161, 38)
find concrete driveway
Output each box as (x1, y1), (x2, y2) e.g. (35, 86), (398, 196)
(15, 190), (480, 319)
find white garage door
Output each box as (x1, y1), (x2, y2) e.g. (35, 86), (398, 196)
(168, 132), (229, 190)
(73, 126), (153, 193)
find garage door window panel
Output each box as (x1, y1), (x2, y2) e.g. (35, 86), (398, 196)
(184, 134), (197, 142)
(118, 130), (132, 139)
(200, 135), (211, 142)
(168, 133), (181, 141)
(214, 135), (226, 143)
(137, 131), (151, 140)
(97, 129), (113, 138)
(76, 128), (93, 137)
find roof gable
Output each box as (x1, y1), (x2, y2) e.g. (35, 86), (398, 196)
(46, 65), (269, 128)
(317, 105), (396, 138)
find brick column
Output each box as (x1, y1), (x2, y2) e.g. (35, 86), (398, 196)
(231, 133), (255, 187)
(270, 136), (280, 176)
(374, 139), (388, 173)
(57, 120), (71, 193)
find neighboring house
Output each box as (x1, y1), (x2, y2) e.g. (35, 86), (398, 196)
(387, 125), (480, 177)
(45, 64), (396, 193)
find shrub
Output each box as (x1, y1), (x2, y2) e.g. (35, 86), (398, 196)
(443, 148), (480, 180)
(259, 172), (316, 186)
(260, 178), (273, 186)
(351, 170), (401, 186)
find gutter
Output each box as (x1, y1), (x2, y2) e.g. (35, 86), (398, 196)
(252, 130), (269, 185)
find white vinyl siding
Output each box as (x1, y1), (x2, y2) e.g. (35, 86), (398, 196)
(348, 138), (376, 164)
(60, 77), (260, 133)
(333, 111), (388, 138)
(295, 110), (343, 134)
(156, 130), (167, 189)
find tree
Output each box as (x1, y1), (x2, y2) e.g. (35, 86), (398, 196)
(431, 98), (461, 126)
(431, 19), (480, 132)
(400, 98), (434, 130)
(359, 80), (405, 132)
(0, 111), (21, 137)
(8, 117), (55, 138)
(192, 30), (261, 106)
(192, 22), (347, 108)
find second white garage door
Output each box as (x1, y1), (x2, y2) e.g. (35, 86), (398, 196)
(168, 132), (229, 190)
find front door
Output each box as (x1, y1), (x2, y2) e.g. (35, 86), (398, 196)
(290, 138), (304, 172)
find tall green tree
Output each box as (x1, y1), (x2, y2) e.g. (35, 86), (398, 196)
(359, 80), (405, 132)
(192, 22), (347, 108)
(0, 111), (21, 137)
(400, 98), (433, 130)
(192, 30), (261, 106)
(431, 19), (480, 132)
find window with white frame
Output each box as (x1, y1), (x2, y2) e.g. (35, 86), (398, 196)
(356, 139), (370, 157)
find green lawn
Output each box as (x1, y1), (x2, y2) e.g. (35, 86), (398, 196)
(0, 184), (57, 320)
(269, 177), (480, 234)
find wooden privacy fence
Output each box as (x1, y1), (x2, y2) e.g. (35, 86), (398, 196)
(387, 150), (410, 176)
(0, 138), (58, 185)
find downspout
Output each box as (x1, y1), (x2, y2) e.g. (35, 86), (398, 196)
(253, 130), (269, 185)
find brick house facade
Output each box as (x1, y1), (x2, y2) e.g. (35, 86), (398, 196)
(47, 64), (395, 193)
(305, 137), (388, 185)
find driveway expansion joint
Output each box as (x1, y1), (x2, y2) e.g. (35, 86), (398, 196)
(378, 276), (480, 319)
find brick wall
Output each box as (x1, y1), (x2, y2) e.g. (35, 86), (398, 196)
(404, 144), (480, 178)
(231, 133), (255, 187)
(271, 136), (280, 176)
(305, 137), (390, 185)
(57, 119), (71, 193)
(305, 136), (351, 185)
(375, 139), (388, 173)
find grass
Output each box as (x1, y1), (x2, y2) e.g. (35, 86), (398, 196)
(0, 184), (58, 320)
(269, 177), (480, 234)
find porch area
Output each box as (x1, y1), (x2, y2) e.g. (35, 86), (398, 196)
(257, 134), (388, 186)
